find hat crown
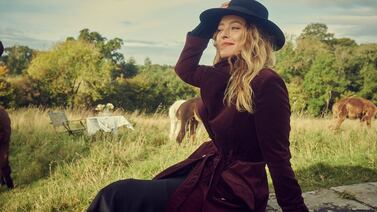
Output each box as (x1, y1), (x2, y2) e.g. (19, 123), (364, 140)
(199, 0), (285, 50)
(229, 0), (268, 19)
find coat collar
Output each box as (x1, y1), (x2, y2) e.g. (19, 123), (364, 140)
(213, 56), (239, 75)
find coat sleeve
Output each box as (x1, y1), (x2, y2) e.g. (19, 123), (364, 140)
(175, 34), (214, 88)
(253, 71), (308, 212)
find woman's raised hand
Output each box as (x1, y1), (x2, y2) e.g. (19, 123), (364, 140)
(221, 2), (229, 8)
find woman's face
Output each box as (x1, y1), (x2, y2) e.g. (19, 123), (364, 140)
(215, 15), (247, 58)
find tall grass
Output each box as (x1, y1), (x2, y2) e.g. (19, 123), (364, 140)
(0, 108), (376, 211)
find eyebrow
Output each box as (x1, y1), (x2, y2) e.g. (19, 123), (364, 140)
(218, 20), (244, 26)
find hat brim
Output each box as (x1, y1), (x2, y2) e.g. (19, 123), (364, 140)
(200, 8), (285, 51)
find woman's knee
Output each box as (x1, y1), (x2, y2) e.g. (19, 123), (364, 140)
(88, 179), (138, 211)
(99, 179), (138, 198)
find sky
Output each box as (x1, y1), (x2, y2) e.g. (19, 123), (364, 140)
(1, 0), (376, 65)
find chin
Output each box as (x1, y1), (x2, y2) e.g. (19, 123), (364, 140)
(221, 54), (237, 59)
(220, 50), (239, 58)
(220, 53), (232, 58)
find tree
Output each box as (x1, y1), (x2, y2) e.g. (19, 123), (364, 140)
(123, 57), (139, 78)
(275, 23), (376, 116)
(77, 29), (124, 64)
(74, 29), (127, 81)
(334, 46), (363, 93)
(286, 78), (308, 115)
(276, 35), (330, 98)
(275, 39), (296, 82)
(0, 78), (13, 107)
(4, 75), (46, 107)
(78, 29), (106, 45)
(107, 65), (197, 112)
(27, 40), (114, 107)
(144, 57), (152, 67)
(356, 44), (377, 102)
(303, 52), (348, 116)
(332, 38), (357, 47)
(299, 23), (334, 43)
(112, 57), (139, 79)
(0, 45), (35, 75)
(0, 64), (9, 76)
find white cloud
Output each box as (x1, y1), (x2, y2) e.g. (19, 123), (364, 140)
(267, 0), (377, 8)
(318, 15), (377, 25)
(124, 39), (181, 48)
(0, 27), (53, 49)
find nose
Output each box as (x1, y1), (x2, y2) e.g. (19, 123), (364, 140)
(220, 28), (230, 39)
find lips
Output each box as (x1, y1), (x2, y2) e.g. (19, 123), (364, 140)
(221, 42), (235, 48)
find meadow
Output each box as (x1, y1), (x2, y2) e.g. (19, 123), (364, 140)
(0, 108), (376, 211)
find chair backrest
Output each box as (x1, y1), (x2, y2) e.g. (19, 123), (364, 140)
(48, 111), (68, 127)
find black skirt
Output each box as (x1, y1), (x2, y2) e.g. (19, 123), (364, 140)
(87, 176), (186, 212)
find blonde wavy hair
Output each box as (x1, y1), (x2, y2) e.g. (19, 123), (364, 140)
(213, 24), (276, 113)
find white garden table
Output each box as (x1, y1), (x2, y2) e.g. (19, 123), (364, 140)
(86, 115), (134, 135)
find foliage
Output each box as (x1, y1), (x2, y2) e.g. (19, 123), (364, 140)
(6, 75), (46, 107)
(286, 79), (308, 114)
(299, 23), (334, 42)
(107, 65), (198, 112)
(144, 57), (152, 67)
(112, 57), (139, 79)
(76, 28), (124, 65)
(0, 64), (9, 76)
(276, 23), (376, 116)
(74, 29), (134, 80)
(27, 40), (113, 108)
(303, 52), (347, 116)
(0, 45), (35, 75)
(0, 78), (13, 107)
(356, 44), (377, 102)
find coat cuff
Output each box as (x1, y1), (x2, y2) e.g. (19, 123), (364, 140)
(189, 22), (216, 39)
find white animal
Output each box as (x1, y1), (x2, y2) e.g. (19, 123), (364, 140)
(168, 100), (186, 141)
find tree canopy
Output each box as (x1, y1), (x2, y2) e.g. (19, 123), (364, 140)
(27, 40), (113, 107)
(0, 45), (35, 75)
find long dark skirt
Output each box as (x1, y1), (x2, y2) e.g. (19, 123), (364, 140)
(87, 176), (186, 212)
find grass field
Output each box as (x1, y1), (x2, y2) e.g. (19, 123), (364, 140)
(0, 108), (376, 211)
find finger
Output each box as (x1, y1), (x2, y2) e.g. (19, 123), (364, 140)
(220, 2), (229, 8)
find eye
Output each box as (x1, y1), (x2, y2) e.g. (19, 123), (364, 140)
(231, 26), (241, 30)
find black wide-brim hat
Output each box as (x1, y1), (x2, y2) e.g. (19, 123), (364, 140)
(200, 0), (285, 51)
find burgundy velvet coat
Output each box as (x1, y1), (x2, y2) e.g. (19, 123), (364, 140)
(154, 35), (308, 212)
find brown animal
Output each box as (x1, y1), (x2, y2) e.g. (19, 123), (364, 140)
(332, 97), (377, 130)
(170, 97), (202, 144)
(0, 107), (14, 189)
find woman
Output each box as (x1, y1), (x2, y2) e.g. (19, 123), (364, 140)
(88, 0), (308, 211)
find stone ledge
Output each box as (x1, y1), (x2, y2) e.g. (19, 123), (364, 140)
(267, 182), (377, 211)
